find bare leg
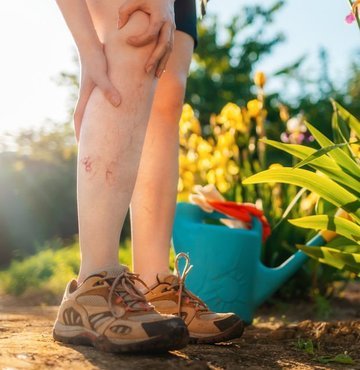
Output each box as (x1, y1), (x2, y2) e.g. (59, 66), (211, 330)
(77, 2), (157, 283)
(130, 31), (194, 286)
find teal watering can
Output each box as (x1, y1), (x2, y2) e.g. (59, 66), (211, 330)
(172, 202), (327, 324)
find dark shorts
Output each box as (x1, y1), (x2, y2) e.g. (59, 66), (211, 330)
(174, 0), (198, 49)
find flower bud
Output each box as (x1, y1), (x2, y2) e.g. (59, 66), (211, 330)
(254, 71), (266, 88)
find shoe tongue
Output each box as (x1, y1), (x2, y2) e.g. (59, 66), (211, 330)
(84, 265), (129, 282)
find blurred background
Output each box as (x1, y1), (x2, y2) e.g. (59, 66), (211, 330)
(0, 0), (359, 308)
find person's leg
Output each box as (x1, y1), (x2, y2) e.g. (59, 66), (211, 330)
(130, 31), (194, 286)
(77, 2), (158, 283)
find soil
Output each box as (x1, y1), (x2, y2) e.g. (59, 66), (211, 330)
(0, 284), (360, 370)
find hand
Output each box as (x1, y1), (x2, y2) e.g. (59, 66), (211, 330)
(73, 46), (121, 141)
(117, 0), (175, 78)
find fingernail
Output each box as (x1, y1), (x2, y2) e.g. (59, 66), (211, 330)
(111, 95), (121, 106)
(146, 64), (154, 74)
(117, 19), (123, 29)
(156, 69), (165, 79)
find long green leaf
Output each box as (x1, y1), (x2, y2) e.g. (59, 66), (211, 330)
(272, 187), (306, 231)
(327, 250), (360, 275)
(262, 139), (339, 170)
(293, 142), (360, 169)
(296, 245), (345, 269)
(332, 108), (350, 144)
(242, 168), (360, 222)
(297, 245), (360, 274)
(333, 100), (360, 138)
(305, 122), (360, 179)
(262, 140), (360, 196)
(334, 245), (360, 253)
(289, 215), (360, 244)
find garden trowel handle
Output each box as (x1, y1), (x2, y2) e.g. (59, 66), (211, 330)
(319, 209), (353, 243)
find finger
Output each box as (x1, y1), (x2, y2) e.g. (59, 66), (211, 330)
(145, 23), (173, 75)
(118, 2), (139, 29)
(127, 17), (163, 47)
(95, 75), (122, 107)
(73, 79), (95, 142)
(155, 26), (174, 78)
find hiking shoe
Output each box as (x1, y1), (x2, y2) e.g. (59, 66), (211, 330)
(144, 253), (244, 344)
(52, 266), (189, 353)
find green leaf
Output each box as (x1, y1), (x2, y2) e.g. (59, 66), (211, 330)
(272, 187), (306, 231)
(297, 339), (315, 355)
(294, 142), (360, 170)
(262, 140), (360, 196)
(289, 215), (360, 244)
(262, 139), (339, 170)
(296, 245), (345, 270)
(316, 353), (355, 365)
(334, 249), (360, 274)
(242, 168), (360, 222)
(328, 249), (360, 269)
(333, 100), (360, 138)
(326, 237), (360, 252)
(297, 245), (360, 275)
(305, 122), (360, 179)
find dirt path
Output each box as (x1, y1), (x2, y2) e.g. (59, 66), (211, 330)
(1, 287), (360, 370)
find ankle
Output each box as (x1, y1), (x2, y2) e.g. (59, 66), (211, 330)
(77, 263), (123, 285)
(136, 270), (172, 291)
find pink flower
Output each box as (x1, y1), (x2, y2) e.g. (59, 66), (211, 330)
(345, 12), (356, 24)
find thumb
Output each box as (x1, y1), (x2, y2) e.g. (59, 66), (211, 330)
(73, 79), (94, 142)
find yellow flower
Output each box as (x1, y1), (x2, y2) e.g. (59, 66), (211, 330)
(177, 177), (184, 192)
(247, 99), (262, 118)
(179, 104), (201, 136)
(216, 180), (231, 193)
(187, 133), (200, 150)
(217, 132), (235, 149)
(197, 139), (213, 155)
(254, 71), (266, 88)
(216, 103), (248, 133)
(279, 103), (290, 123)
(198, 157), (212, 171)
(227, 160), (240, 175)
(206, 169), (216, 184)
(180, 103), (195, 122)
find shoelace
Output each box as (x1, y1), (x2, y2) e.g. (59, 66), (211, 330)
(101, 270), (152, 318)
(172, 252), (208, 316)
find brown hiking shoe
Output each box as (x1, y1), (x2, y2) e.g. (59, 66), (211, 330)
(144, 253), (244, 344)
(53, 266), (189, 353)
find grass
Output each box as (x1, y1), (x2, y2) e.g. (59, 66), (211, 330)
(0, 239), (176, 303)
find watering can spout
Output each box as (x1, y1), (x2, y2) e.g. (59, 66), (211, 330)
(253, 234), (326, 307)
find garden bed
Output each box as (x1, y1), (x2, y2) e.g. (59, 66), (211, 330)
(0, 283), (359, 370)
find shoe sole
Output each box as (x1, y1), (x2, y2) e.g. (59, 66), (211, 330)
(53, 319), (189, 353)
(189, 319), (245, 344)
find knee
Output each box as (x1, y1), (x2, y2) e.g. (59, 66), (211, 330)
(105, 11), (151, 51)
(100, 10), (154, 72)
(153, 72), (188, 118)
